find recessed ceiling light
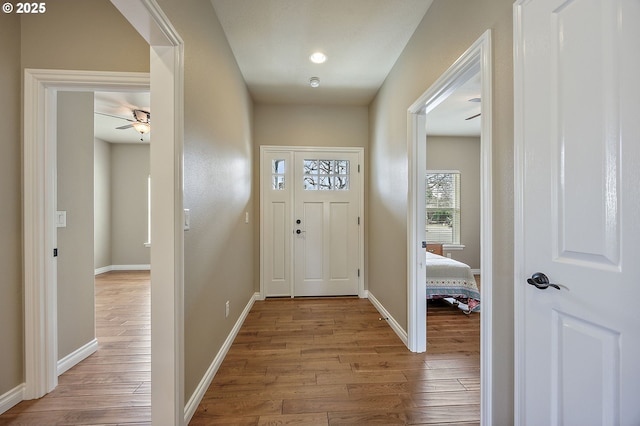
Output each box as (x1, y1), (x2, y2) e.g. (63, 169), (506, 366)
(309, 52), (327, 64)
(309, 77), (320, 88)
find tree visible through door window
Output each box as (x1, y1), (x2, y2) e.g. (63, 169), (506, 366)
(303, 159), (350, 190)
(425, 171), (460, 244)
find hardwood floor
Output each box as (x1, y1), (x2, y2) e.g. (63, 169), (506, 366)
(190, 297), (479, 425)
(0, 271), (151, 425)
(1, 273), (480, 425)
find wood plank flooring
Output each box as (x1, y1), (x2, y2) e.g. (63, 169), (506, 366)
(0, 271), (151, 425)
(1, 273), (480, 425)
(190, 297), (479, 425)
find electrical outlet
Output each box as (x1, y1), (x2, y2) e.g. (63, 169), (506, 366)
(225, 301), (230, 318)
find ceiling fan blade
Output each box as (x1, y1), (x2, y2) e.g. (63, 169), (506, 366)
(465, 113), (481, 120)
(116, 124), (134, 130)
(95, 111), (135, 122)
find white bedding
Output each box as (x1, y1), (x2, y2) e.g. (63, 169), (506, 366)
(425, 252), (480, 312)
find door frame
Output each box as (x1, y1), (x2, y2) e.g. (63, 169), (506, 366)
(23, 1), (185, 423)
(406, 30), (493, 424)
(260, 146), (365, 299)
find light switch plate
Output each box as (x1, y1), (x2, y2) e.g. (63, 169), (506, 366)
(184, 209), (190, 231)
(56, 211), (67, 228)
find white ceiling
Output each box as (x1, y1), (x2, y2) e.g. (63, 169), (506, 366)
(426, 73), (481, 137)
(211, 0), (434, 106)
(93, 0), (480, 142)
(94, 91), (150, 144)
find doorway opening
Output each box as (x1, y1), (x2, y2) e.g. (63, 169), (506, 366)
(406, 30), (493, 424)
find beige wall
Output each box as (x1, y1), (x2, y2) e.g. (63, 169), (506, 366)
(57, 92), (96, 360)
(427, 136), (481, 269)
(0, 12), (23, 396)
(368, 0), (514, 423)
(156, 0), (255, 400)
(94, 138), (112, 270)
(20, 0), (148, 72)
(111, 144), (150, 266)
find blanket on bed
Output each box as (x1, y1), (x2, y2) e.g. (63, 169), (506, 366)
(425, 252), (481, 312)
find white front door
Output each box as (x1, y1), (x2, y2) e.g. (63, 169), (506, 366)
(261, 147), (362, 298)
(293, 152), (360, 296)
(514, 0), (640, 425)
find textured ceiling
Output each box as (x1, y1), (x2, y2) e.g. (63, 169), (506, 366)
(211, 0), (434, 105)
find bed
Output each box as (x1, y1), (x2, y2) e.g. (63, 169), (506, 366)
(425, 251), (480, 313)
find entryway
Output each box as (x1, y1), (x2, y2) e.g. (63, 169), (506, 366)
(260, 147), (364, 298)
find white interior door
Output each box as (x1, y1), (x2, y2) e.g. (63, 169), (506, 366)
(293, 152), (360, 296)
(261, 147), (362, 298)
(514, 0), (640, 425)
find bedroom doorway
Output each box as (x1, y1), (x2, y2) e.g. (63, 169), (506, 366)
(406, 30), (493, 423)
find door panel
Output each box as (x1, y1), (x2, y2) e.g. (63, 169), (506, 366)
(261, 150), (292, 297)
(293, 151), (360, 296)
(515, 0), (640, 424)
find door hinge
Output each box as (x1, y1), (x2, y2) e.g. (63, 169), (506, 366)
(358, 164), (360, 173)
(53, 248), (58, 257)
(357, 268), (360, 277)
(357, 216), (360, 225)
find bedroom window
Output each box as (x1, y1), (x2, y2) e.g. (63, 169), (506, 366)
(425, 171), (460, 245)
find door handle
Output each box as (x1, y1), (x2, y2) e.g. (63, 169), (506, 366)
(527, 272), (561, 290)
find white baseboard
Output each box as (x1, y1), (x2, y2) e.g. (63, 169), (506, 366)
(0, 383), (24, 415)
(95, 264), (151, 275)
(57, 338), (98, 376)
(367, 291), (408, 346)
(184, 292), (260, 424)
(471, 268), (481, 275)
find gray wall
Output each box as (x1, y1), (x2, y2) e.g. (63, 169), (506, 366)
(110, 144), (150, 266)
(57, 92), (96, 360)
(368, 0), (514, 423)
(0, 11), (23, 396)
(94, 138), (112, 270)
(94, 141), (150, 270)
(427, 136), (481, 269)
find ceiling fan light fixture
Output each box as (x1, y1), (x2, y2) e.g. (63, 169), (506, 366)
(132, 121), (150, 134)
(309, 77), (320, 88)
(309, 52), (327, 64)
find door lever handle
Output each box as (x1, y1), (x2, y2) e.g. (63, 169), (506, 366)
(527, 272), (561, 290)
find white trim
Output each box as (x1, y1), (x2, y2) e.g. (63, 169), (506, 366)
(259, 146), (366, 299)
(367, 291), (408, 346)
(94, 265), (152, 275)
(406, 30), (493, 425)
(23, 69), (150, 400)
(0, 384), (25, 415)
(22, 3), (185, 424)
(471, 268), (481, 275)
(183, 292), (260, 424)
(57, 338), (98, 376)
(513, 2), (526, 424)
(110, 2), (185, 424)
(442, 244), (466, 251)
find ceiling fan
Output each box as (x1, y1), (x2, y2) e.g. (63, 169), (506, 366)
(465, 97), (481, 121)
(95, 109), (151, 141)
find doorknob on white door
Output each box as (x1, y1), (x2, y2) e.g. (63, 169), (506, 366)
(527, 272), (563, 290)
